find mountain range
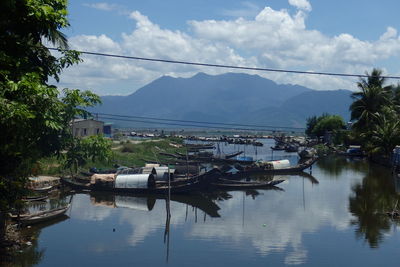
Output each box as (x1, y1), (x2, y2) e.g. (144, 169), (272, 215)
(91, 72), (353, 129)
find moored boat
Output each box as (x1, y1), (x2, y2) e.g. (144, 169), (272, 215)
(223, 157), (318, 176)
(61, 168), (222, 195)
(10, 205), (70, 226)
(210, 178), (285, 190)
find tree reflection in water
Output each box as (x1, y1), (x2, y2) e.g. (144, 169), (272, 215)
(9, 233), (44, 267)
(349, 164), (400, 248)
(9, 214), (69, 267)
(6, 195), (71, 267)
(317, 156), (369, 177)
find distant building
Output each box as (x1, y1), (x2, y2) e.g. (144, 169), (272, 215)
(103, 123), (113, 137)
(71, 119), (104, 137)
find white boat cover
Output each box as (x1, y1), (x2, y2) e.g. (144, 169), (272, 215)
(154, 167), (175, 181)
(115, 174), (155, 189)
(145, 163), (160, 168)
(267, 159), (290, 169)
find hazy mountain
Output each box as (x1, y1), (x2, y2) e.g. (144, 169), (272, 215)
(91, 72), (352, 128)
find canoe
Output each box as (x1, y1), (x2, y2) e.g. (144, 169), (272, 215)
(211, 178), (284, 190)
(270, 146), (285, 151)
(31, 185), (54, 192)
(11, 205), (70, 226)
(22, 195), (48, 202)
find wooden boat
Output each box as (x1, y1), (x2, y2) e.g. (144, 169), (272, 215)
(30, 185), (54, 192)
(214, 151), (244, 159)
(160, 152), (255, 165)
(185, 143), (215, 150)
(225, 157), (318, 176)
(270, 146), (285, 151)
(211, 178), (284, 190)
(284, 144), (298, 153)
(10, 205), (70, 226)
(61, 169), (222, 195)
(62, 177), (201, 194)
(22, 195), (48, 202)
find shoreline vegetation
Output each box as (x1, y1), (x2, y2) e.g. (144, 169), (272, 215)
(37, 137), (186, 177)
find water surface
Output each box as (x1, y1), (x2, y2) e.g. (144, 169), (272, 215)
(12, 140), (400, 266)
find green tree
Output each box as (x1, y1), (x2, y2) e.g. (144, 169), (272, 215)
(364, 113), (400, 156)
(349, 69), (392, 132)
(64, 135), (112, 176)
(0, 0), (105, 248)
(305, 115), (318, 136)
(312, 115), (345, 137)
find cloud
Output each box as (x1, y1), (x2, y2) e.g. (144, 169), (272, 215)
(221, 2), (262, 18)
(288, 0), (312, 12)
(82, 2), (130, 16)
(59, 6), (400, 95)
(83, 2), (120, 11)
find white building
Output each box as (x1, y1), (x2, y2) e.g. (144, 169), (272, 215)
(71, 119), (104, 137)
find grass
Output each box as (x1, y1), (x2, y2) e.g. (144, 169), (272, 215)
(37, 137), (185, 175)
(111, 138), (185, 167)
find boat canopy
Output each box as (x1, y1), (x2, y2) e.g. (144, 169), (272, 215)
(145, 163), (160, 168)
(90, 173), (116, 185)
(257, 159), (290, 169)
(154, 166), (175, 181)
(141, 166), (174, 181)
(115, 174), (155, 189)
(268, 159), (290, 169)
(140, 167), (156, 175)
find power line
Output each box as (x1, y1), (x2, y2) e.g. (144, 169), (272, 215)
(97, 116), (304, 132)
(96, 112), (305, 130)
(48, 47), (400, 80)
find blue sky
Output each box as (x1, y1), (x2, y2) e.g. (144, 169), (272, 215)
(59, 0), (400, 95)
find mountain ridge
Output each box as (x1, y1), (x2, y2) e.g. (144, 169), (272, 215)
(91, 72), (352, 128)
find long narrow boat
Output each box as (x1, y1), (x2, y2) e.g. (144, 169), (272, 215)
(10, 205), (70, 226)
(22, 195), (48, 202)
(211, 178), (285, 190)
(61, 169), (222, 195)
(30, 185), (54, 192)
(224, 157), (318, 177)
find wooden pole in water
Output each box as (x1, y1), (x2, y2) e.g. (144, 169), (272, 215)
(168, 165), (171, 201)
(186, 146), (189, 180)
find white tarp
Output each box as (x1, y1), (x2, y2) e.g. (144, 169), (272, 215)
(154, 167), (175, 181)
(267, 159), (290, 169)
(115, 174), (154, 189)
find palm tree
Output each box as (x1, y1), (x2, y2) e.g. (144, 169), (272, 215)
(349, 69), (392, 132)
(367, 113), (400, 156)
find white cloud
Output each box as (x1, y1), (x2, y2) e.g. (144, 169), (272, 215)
(83, 2), (120, 11)
(221, 2), (262, 18)
(59, 6), (400, 95)
(288, 0), (312, 12)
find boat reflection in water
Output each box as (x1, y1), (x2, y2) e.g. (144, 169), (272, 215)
(89, 192), (222, 218)
(90, 193), (157, 211)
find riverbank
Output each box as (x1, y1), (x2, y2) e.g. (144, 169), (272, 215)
(1, 222), (35, 265)
(37, 137), (185, 176)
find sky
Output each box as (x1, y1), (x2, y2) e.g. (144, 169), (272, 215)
(57, 0), (400, 95)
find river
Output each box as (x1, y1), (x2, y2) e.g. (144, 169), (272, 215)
(10, 139), (400, 266)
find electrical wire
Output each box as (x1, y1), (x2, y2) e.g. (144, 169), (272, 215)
(48, 47), (400, 79)
(96, 112), (305, 130)
(97, 115), (304, 132)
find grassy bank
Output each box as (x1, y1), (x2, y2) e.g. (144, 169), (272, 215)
(38, 137), (185, 175)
